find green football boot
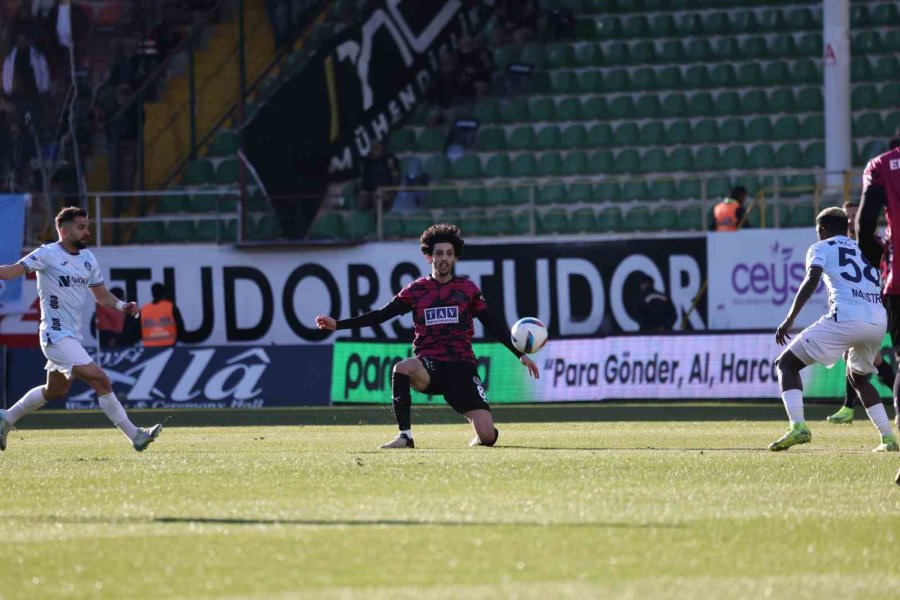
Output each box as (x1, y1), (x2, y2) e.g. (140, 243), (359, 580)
(768, 423), (812, 451)
(872, 434), (899, 453)
(826, 406), (854, 424)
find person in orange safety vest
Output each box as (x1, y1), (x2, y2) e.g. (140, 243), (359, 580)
(140, 283), (183, 347)
(711, 186), (749, 231)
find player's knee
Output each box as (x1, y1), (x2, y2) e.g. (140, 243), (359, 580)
(393, 359), (417, 377)
(42, 386), (67, 401)
(90, 373), (113, 395)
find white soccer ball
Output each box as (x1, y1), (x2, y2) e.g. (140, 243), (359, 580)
(510, 317), (548, 354)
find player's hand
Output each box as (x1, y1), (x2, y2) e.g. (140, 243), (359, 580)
(121, 302), (139, 316)
(775, 318), (793, 346)
(520, 355), (539, 379)
(316, 315), (336, 331)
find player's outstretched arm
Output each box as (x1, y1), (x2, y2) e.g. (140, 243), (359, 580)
(0, 263), (26, 280)
(317, 298), (409, 332)
(775, 266), (822, 346)
(90, 283), (139, 316)
(475, 308), (540, 379)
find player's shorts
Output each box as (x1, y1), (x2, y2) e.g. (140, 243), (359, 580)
(882, 294), (900, 353)
(785, 316), (885, 375)
(41, 337), (93, 379)
(420, 357), (490, 414)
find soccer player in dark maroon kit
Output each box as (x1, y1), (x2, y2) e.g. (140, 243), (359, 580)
(316, 224), (540, 448)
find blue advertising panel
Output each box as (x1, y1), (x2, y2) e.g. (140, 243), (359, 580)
(6, 345), (333, 408)
(0, 194), (27, 314)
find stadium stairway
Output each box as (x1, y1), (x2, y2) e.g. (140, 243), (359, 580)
(323, 0), (899, 240)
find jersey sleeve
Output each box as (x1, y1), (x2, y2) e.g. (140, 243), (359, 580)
(88, 261), (105, 287)
(862, 155), (883, 192)
(806, 243), (826, 271)
(470, 284), (488, 313)
(19, 246), (50, 273)
(394, 280), (419, 308)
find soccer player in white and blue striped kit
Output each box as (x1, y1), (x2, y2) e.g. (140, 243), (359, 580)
(0, 207), (161, 452)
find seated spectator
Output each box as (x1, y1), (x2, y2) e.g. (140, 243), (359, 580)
(390, 158), (431, 212)
(492, 0), (539, 45)
(2, 32), (50, 135)
(454, 34), (494, 99)
(358, 141), (400, 211)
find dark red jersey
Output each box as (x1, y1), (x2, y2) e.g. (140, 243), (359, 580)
(863, 146), (900, 294)
(395, 275), (488, 364)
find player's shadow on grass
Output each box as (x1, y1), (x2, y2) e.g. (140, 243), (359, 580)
(152, 516), (681, 529)
(496, 445), (771, 452)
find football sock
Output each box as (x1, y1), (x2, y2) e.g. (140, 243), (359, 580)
(864, 402), (893, 437)
(97, 392), (139, 441)
(781, 389), (805, 426)
(843, 377), (858, 409)
(5, 386), (48, 426)
(391, 372), (412, 433)
(876, 360), (895, 388)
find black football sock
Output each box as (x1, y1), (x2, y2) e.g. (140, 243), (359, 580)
(391, 372), (412, 434)
(876, 360), (895, 389)
(843, 376), (858, 409)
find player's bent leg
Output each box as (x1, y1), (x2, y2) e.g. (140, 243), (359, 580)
(465, 410), (498, 447)
(0, 371), (69, 452)
(770, 350), (811, 451)
(848, 369), (898, 452)
(827, 374), (856, 424)
(381, 359), (429, 449)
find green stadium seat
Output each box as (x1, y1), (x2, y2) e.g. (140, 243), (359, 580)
(536, 126), (561, 150)
(792, 60), (820, 84)
(883, 30), (900, 53)
(781, 174), (817, 199)
(247, 192), (271, 214)
(484, 209), (514, 236)
(574, 43), (600, 67)
(562, 151), (590, 175)
(788, 203), (816, 228)
(509, 126), (537, 150)
(661, 94), (688, 117)
(855, 140), (887, 166)
(390, 129), (415, 152)
(184, 159), (214, 185)
(787, 7), (817, 30)
(460, 210), (487, 236)
(158, 195), (189, 213)
(590, 151), (614, 173)
(760, 9), (786, 31)
(740, 36), (768, 60)
(588, 123), (613, 146)
(556, 98), (582, 121)
(621, 180), (648, 201)
(650, 206), (678, 231)
(570, 207), (597, 233)
(622, 14), (648, 37)
(873, 56), (900, 81)
(595, 15), (621, 39)
(657, 66), (683, 90)
(648, 180), (676, 200)
(702, 11), (729, 34)
(851, 85), (878, 110)
(665, 121), (691, 144)
(797, 34), (822, 58)
(688, 119), (715, 144)
(493, 46), (519, 70)
(582, 96), (609, 120)
(163, 220), (197, 242)
(596, 206), (623, 231)
(608, 96), (636, 119)
(851, 56), (873, 82)
(511, 153), (538, 177)
(773, 115), (801, 140)
(538, 208), (569, 234)
(721, 146), (747, 169)
(189, 192), (217, 212)
(713, 38), (740, 62)
(537, 183), (566, 204)
(520, 44), (544, 67)
(639, 122), (665, 146)
(685, 39), (712, 62)
(677, 205), (702, 230)
(881, 83), (900, 109)
(774, 143), (802, 167)
(717, 118), (744, 143)
(613, 149), (640, 174)
(483, 154), (511, 178)
(604, 68), (631, 92)
(735, 63), (761, 87)
(477, 127), (506, 151)
(693, 146), (721, 171)
(207, 131), (240, 156)
(450, 155), (481, 179)
(853, 113), (883, 138)
(800, 115), (824, 138)
(308, 212), (347, 240)
(428, 188), (456, 208)
(577, 70), (603, 93)
(613, 122), (639, 146)
(594, 181), (621, 202)
(688, 93), (714, 117)
(631, 67), (657, 91)
(562, 124), (587, 148)
(511, 209), (533, 235)
(668, 147), (693, 171)
(538, 152), (563, 176)
(771, 35), (799, 59)
(132, 221), (163, 243)
(195, 220), (223, 242)
(567, 182), (593, 203)
(631, 41), (656, 64)
(484, 186), (513, 206)
(768, 89), (795, 114)
(797, 88), (823, 112)
(623, 206), (651, 232)
(529, 97), (555, 121)
(763, 61), (791, 85)
(649, 14), (674, 37)
(424, 155), (449, 180)
(499, 98), (528, 123)
(707, 176), (731, 199)
(676, 13), (702, 35)
(550, 71), (578, 94)
(675, 179), (701, 200)
(802, 142), (824, 168)
(852, 31), (881, 54)
(748, 144), (775, 168)
(249, 215), (280, 239)
(739, 90), (765, 115)
(872, 2), (899, 26)
(417, 128), (446, 152)
(730, 10), (758, 31)
(575, 18), (600, 39)
(659, 40), (685, 63)
(604, 42), (630, 65)
(472, 98), (499, 122)
(710, 64), (736, 88)
(640, 148), (666, 173)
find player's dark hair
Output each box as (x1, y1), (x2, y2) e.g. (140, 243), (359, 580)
(151, 283), (168, 302)
(890, 138), (900, 150)
(420, 223), (464, 256)
(729, 186), (747, 200)
(816, 207), (848, 236)
(55, 206), (87, 229)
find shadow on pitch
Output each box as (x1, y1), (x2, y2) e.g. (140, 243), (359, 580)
(494, 445), (772, 452)
(151, 516), (680, 529)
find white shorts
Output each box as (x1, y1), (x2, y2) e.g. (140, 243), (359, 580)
(786, 317), (885, 375)
(41, 337), (94, 379)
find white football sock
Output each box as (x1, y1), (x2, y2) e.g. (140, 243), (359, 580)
(97, 392), (139, 441)
(781, 389), (805, 426)
(399, 429), (413, 438)
(5, 386), (48, 425)
(864, 403), (893, 437)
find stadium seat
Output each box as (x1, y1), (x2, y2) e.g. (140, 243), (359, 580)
(428, 188), (457, 209)
(567, 182), (593, 203)
(511, 153), (538, 177)
(623, 206), (651, 232)
(692, 119), (718, 144)
(556, 98), (582, 121)
(536, 126), (561, 150)
(851, 56), (872, 82)
(639, 148), (666, 174)
(183, 160), (214, 185)
(605, 42), (630, 65)
(538, 153), (563, 176)
(308, 212), (347, 240)
(792, 60), (820, 84)
(631, 67), (657, 91)
(390, 129), (416, 152)
(873, 56), (900, 81)
(657, 66), (683, 90)
(787, 7), (817, 30)
(509, 126), (537, 150)
(774, 143), (802, 167)
(595, 206), (623, 231)
(483, 154), (511, 178)
(665, 120), (691, 144)
(207, 131), (240, 156)
(851, 85), (878, 110)
(739, 90), (765, 115)
(796, 88), (823, 111)
(760, 9), (787, 31)
(853, 113), (883, 138)
(797, 34), (822, 58)
(460, 210), (487, 236)
(649, 14), (674, 37)
(659, 40), (685, 63)
(772, 115), (801, 140)
(588, 123), (613, 146)
(730, 9), (758, 31)
(677, 205), (703, 230)
(604, 68), (631, 92)
(157, 195), (189, 213)
(737, 63), (762, 87)
(582, 96), (609, 120)
(562, 151), (590, 175)
(538, 208), (569, 234)
(214, 159), (239, 184)
(872, 2), (899, 26)
(613, 123), (639, 146)
(668, 148), (693, 172)
(594, 181), (621, 202)
(612, 149), (640, 174)
(676, 179), (701, 200)
(685, 39), (712, 62)
(881, 83), (900, 109)
(569, 207), (597, 232)
(801, 142), (824, 168)
(739, 36), (768, 60)
(194, 220), (222, 242)
(631, 41), (656, 64)
(707, 176), (731, 199)
(748, 144), (776, 169)
(164, 220), (197, 242)
(688, 93), (714, 117)
(537, 183), (566, 204)
(677, 13), (702, 35)
(477, 127), (506, 151)
(577, 70), (603, 93)
(561, 124), (588, 148)
(484, 209), (514, 236)
(763, 61), (791, 85)
(424, 155), (449, 180)
(249, 215), (280, 239)
(550, 71), (578, 94)
(132, 222), (163, 243)
(718, 118), (745, 143)
(721, 146), (747, 170)
(693, 146), (721, 171)
(484, 186), (512, 206)
(883, 30), (900, 53)
(650, 206), (678, 231)
(417, 128), (446, 152)
(590, 151), (615, 173)
(450, 155), (482, 179)
(639, 122), (665, 146)
(799, 115), (824, 138)
(661, 94), (688, 118)
(346, 212), (375, 239)
(500, 98), (529, 123)
(608, 96), (636, 119)
(648, 180), (676, 200)
(528, 97), (555, 122)
(621, 181), (648, 201)
(472, 98), (499, 122)
(852, 31), (881, 54)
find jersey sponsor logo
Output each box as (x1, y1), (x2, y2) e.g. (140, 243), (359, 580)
(890, 159), (900, 171)
(424, 306), (459, 325)
(84, 261), (92, 270)
(57, 275), (89, 288)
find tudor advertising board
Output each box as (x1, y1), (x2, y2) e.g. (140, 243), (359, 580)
(37, 238), (705, 346)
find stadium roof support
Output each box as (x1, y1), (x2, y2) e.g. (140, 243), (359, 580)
(824, 0), (851, 187)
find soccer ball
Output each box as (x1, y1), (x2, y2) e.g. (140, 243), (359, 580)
(510, 317), (548, 354)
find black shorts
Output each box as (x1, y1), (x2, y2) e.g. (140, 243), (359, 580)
(884, 294), (900, 353)
(420, 358), (490, 415)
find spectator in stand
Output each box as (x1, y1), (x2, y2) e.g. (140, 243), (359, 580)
(93, 286), (141, 348)
(358, 141), (400, 212)
(390, 158), (431, 212)
(424, 52), (458, 125)
(140, 283), (184, 348)
(2, 32), (50, 134)
(632, 272), (677, 332)
(454, 34), (494, 100)
(492, 0), (540, 45)
(711, 186), (750, 231)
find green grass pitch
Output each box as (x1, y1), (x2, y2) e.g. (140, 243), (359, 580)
(0, 406), (898, 599)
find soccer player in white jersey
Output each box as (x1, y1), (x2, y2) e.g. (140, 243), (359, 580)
(772, 207), (897, 452)
(0, 207), (162, 452)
